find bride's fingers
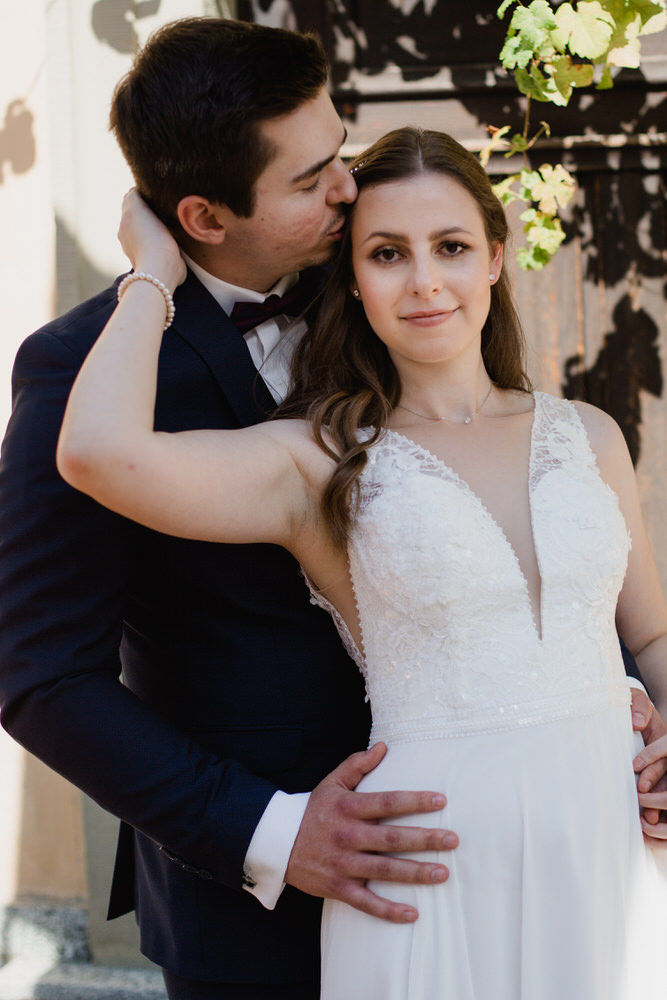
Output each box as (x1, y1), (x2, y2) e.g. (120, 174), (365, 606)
(642, 829), (667, 850)
(642, 805), (661, 825)
(640, 814), (667, 840)
(633, 733), (667, 772)
(638, 790), (667, 811)
(117, 190), (185, 284)
(636, 758), (667, 792)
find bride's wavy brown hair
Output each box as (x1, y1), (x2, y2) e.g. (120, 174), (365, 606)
(278, 126), (530, 548)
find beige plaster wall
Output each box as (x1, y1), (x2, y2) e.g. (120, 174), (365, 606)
(0, 0), (84, 911)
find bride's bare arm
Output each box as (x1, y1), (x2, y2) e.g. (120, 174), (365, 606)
(576, 401), (667, 842)
(575, 403), (667, 710)
(57, 193), (317, 550)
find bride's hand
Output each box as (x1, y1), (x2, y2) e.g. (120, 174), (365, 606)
(634, 732), (667, 847)
(118, 188), (186, 293)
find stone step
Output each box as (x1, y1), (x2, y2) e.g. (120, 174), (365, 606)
(0, 960), (166, 1000)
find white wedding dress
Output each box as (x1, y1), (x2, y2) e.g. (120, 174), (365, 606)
(310, 392), (666, 999)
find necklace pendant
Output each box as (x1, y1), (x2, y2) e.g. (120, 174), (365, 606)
(396, 382), (493, 426)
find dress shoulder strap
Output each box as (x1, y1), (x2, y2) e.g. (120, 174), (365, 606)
(530, 392), (600, 492)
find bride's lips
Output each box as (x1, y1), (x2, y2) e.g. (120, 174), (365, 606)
(401, 309), (456, 326)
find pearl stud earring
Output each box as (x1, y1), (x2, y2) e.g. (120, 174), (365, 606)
(352, 288), (361, 298)
(489, 273), (495, 281)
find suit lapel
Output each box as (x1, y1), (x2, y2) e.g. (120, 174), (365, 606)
(171, 269), (276, 427)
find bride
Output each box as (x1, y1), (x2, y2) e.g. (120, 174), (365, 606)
(57, 127), (667, 998)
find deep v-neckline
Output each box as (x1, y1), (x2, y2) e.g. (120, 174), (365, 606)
(384, 392), (544, 642)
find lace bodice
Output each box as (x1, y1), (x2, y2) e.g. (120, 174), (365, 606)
(308, 393), (631, 743)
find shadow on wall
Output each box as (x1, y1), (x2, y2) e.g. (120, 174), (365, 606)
(556, 143), (666, 467)
(55, 214), (116, 314)
(0, 100), (36, 184)
(91, 0), (163, 54)
(565, 118), (667, 290)
(562, 295), (663, 467)
(258, 1), (507, 89)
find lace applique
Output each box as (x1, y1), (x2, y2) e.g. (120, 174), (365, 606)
(300, 570), (368, 692)
(358, 482), (384, 509)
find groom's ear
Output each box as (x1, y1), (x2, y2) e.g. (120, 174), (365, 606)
(176, 195), (226, 246)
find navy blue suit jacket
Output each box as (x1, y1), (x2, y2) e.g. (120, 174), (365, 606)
(0, 270), (371, 983)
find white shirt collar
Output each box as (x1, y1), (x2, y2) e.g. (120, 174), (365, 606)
(181, 252), (298, 315)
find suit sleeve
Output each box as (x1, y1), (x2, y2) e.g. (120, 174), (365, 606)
(0, 326), (277, 889)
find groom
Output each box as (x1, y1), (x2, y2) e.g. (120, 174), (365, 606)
(0, 18), (460, 1000)
(0, 16), (661, 1000)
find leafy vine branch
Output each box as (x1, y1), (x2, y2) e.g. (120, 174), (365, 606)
(481, 0), (667, 270)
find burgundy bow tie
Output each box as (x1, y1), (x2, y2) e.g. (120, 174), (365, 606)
(230, 271), (323, 333)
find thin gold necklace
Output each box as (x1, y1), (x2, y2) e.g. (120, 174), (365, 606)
(397, 382), (493, 425)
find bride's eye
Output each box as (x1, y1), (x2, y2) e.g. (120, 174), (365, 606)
(440, 241), (467, 257)
(371, 246), (402, 264)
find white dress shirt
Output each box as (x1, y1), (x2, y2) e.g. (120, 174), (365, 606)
(182, 254), (311, 909)
(183, 253), (309, 404)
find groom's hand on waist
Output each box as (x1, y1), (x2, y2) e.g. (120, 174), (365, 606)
(284, 742), (457, 922)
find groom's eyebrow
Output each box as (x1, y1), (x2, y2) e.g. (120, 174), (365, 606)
(290, 127), (348, 185)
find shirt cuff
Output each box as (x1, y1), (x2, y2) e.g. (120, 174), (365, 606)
(628, 676), (648, 693)
(242, 790), (310, 910)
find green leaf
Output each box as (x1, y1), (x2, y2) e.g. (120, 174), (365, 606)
(491, 175), (522, 204)
(510, 134), (531, 154)
(551, 3), (577, 51)
(598, 0), (665, 68)
(553, 1), (615, 58)
(479, 125), (512, 167)
(628, 0), (667, 31)
(551, 54), (595, 101)
(523, 0), (559, 31)
(520, 167), (542, 188)
(640, 7), (667, 35)
(500, 33), (536, 69)
(531, 163), (576, 213)
(500, 9), (558, 68)
(517, 56), (595, 108)
(508, 1), (559, 57)
(602, 7), (642, 67)
(494, 0), (666, 272)
(497, 0), (517, 18)
(517, 244), (553, 270)
(567, 60), (595, 88)
(523, 211), (567, 255)
(597, 63), (614, 87)
(515, 63), (568, 102)
(606, 38), (642, 68)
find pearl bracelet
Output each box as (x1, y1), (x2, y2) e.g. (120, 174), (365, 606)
(117, 271), (175, 330)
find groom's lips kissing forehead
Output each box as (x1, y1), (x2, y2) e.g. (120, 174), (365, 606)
(327, 216), (346, 241)
(327, 204), (354, 242)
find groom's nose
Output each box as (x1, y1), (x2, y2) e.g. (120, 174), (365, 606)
(326, 157), (358, 205)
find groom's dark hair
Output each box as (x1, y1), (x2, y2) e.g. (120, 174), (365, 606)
(110, 17), (329, 231)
